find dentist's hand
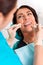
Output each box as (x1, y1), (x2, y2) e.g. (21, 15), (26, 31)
(7, 23), (21, 47)
(8, 23), (21, 38)
(34, 24), (43, 46)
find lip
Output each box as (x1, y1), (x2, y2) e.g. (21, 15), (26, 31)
(24, 22), (32, 27)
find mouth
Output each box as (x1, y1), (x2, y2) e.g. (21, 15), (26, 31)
(24, 22), (32, 27)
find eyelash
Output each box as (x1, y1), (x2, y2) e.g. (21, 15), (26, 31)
(18, 13), (32, 19)
(18, 16), (22, 19)
(18, 15), (24, 19)
(27, 13), (32, 15)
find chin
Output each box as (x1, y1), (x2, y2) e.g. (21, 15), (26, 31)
(27, 29), (33, 32)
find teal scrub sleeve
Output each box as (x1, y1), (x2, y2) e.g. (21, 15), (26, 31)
(0, 32), (22, 65)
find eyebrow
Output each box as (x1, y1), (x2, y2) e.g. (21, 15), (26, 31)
(17, 10), (32, 16)
(17, 13), (23, 16)
(27, 11), (32, 13)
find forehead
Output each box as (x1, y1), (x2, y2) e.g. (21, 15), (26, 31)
(16, 8), (32, 15)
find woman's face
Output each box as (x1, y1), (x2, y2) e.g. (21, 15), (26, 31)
(16, 8), (36, 32)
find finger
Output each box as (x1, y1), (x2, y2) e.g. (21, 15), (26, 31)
(12, 23), (21, 30)
(31, 24), (38, 33)
(31, 24), (38, 29)
(8, 23), (21, 30)
(38, 24), (42, 31)
(13, 26), (21, 32)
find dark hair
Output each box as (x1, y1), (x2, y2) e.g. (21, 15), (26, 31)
(13, 5), (38, 24)
(13, 5), (38, 40)
(0, 0), (17, 16)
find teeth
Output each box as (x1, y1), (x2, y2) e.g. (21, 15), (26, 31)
(24, 22), (31, 26)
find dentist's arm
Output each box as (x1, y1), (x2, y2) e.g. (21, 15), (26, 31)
(34, 24), (43, 65)
(7, 23), (21, 48)
(34, 44), (43, 65)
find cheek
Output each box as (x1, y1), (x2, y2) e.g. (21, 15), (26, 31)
(20, 26), (25, 32)
(17, 19), (24, 24)
(17, 19), (24, 30)
(31, 16), (36, 24)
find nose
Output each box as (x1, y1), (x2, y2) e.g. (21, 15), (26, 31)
(24, 15), (28, 21)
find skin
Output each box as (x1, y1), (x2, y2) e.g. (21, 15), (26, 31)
(7, 7), (43, 47)
(0, 4), (17, 30)
(7, 7), (43, 65)
(16, 8), (43, 65)
(16, 8), (37, 43)
(16, 8), (36, 32)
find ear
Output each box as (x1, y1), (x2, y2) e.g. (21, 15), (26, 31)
(0, 12), (4, 22)
(0, 12), (4, 30)
(0, 12), (3, 16)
